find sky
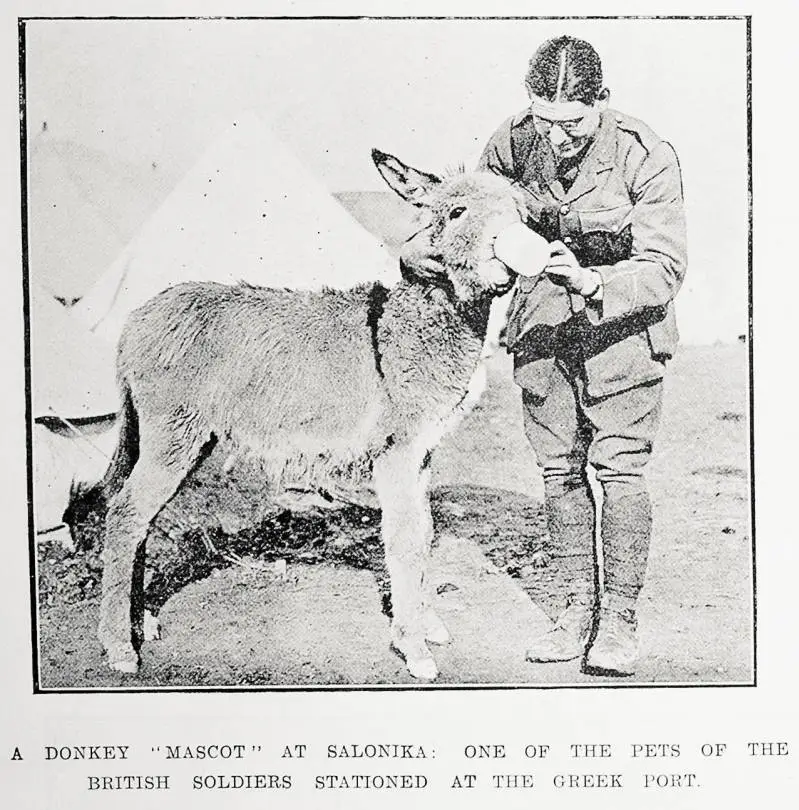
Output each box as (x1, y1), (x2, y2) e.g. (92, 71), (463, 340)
(24, 17), (749, 343)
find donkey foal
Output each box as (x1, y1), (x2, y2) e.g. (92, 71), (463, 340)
(98, 149), (526, 681)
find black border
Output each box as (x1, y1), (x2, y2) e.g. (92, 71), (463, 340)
(20, 14), (755, 694)
(19, 18), (39, 694)
(746, 15), (756, 682)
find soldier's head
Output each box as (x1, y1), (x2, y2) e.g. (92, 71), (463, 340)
(525, 36), (610, 160)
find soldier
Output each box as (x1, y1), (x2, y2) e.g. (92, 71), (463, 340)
(400, 35), (687, 675)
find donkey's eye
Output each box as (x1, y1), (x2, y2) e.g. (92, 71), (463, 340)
(449, 206), (467, 220)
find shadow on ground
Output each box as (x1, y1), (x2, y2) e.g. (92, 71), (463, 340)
(36, 345), (754, 688)
(39, 481), (571, 688)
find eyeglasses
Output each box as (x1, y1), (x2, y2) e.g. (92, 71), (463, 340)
(532, 115), (585, 135)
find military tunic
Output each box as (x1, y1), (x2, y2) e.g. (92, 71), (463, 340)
(478, 107), (687, 400)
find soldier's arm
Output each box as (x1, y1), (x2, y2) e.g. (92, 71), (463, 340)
(587, 141), (687, 321)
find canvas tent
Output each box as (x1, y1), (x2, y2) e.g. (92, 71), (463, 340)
(26, 134), (174, 540)
(334, 191), (418, 258)
(27, 134), (176, 304)
(30, 283), (119, 419)
(29, 283), (120, 539)
(73, 112), (401, 346)
(31, 113), (407, 538)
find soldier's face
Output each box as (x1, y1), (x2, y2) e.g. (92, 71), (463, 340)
(529, 96), (604, 160)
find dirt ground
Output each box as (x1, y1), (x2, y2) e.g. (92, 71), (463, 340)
(35, 342), (753, 689)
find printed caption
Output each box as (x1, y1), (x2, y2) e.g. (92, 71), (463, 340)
(7, 739), (792, 795)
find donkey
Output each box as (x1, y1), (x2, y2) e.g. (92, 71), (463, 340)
(97, 149), (527, 681)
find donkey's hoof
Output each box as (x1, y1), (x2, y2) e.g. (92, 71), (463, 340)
(424, 610), (451, 646)
(390, 636), (439, 682)
(104, 644), (140, 674)
(143, 611), (161, 641)
(110, 658), (140, 675)
(407, 654), (439, 682)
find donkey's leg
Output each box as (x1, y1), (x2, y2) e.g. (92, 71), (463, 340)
(423, 602), (450, 646)
(417, 465), (450, 647)
(143, 610), (162, 642)
(129, 537), (148, 653)
(98, 432), (203, 674)
(373, 446), (438, 681)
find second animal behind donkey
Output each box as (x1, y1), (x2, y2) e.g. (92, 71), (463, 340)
(97, 149), (527, 681)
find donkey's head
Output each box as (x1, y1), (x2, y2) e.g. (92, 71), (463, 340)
(372, 149), (526, 301)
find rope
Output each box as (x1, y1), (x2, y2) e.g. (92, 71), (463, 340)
(45, 409), (113, 462)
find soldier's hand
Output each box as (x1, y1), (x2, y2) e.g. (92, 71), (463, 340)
(544, 241), (601, 298)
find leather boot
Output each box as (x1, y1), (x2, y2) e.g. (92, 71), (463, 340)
(527, 485), (597, 663)
(601, 489), (652, 600)
(585, 592), (639, 675)
(526, 589), (595, 662)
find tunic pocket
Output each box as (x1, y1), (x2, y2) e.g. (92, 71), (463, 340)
(578, 202), (634, 234)
(573, 203), (635, 267)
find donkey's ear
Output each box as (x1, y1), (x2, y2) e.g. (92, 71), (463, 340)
(371, 149), (441, 207)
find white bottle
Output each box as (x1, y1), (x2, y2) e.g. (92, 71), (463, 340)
(493, 223), (551, 277)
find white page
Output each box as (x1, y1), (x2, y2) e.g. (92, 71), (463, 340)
(1, 2), (795, 808)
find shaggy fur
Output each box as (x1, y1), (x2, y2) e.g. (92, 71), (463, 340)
(97, 150), (525, 681)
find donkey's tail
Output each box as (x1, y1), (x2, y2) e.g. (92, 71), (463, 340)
(98, 380), (140, 500)
(62, 381), (140, 545)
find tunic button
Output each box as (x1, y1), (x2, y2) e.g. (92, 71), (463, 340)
(560, 203), (570, 215)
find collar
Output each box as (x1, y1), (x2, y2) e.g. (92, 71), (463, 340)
(590, 110), (617, 168)
(511, 105), (536, 127)
(523, 111), (618, 202)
